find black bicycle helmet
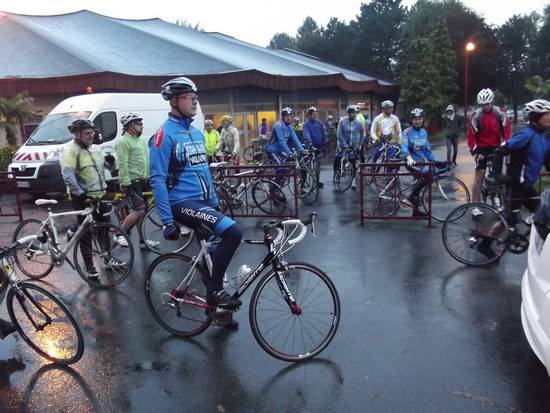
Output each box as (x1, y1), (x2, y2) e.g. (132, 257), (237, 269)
(68, 119), (95, 133)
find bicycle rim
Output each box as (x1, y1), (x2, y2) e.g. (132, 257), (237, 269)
(252, 179), (287, 215)
(424, 176), (470, 222)
(363, 176), (399, 216)
(442, 203), (509, 266)
(7, 282), (84, 364)
(73, 223), (134, 287)
(334, 160), (354, 192)
(250, 262), (340, 362)
(139, 206), (194, 254)
(12, 219), (55, 279)
(145, 254), (211, 337)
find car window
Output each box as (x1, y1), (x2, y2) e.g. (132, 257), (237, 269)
(93, 111), (118, 142)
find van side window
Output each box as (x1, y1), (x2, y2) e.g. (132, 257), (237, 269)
(93, 112), (118, 142)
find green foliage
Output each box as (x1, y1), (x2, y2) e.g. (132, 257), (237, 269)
(525, 76), (550, 99)
(0, 91), (37, 146)
(267, 32), (296, 50)
(0, 145), (17, 171)
(399, 21), (458, 123)
(531, 5), (550, 79)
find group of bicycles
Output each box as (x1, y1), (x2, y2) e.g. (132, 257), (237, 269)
(2, 169), (340, 364)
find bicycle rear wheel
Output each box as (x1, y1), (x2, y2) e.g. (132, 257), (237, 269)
(73, 222), (134, 287)
(243, 145), (254, 163)
(139, 205), (194, 254)
(145, 254), (211, 337)
(7, 282), (84, 365)
(442, 203), (509, 266)
(333, 159), (355, 193)
(250, 262), (340, 362)
(252, 179), (287, 215)
(289, 166), (316, 199)
(422, 176), (470, 222)
(12, 218), (55, 280)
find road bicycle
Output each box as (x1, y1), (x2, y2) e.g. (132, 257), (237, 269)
(211, 161), (288, 216)
(12, 199), (134, 288)
(0, 241), (84, 364)
(243, 138), (268, 164)
(110, 186), (195, 255)
(144, 212), (341, 362)
(333, 147), (359, 193)
(263, 152), (317, 200)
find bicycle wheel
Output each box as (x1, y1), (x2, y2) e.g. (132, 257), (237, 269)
(7, 282), (84, 365)
(288, 166), (316, 199)
(422, 176), (470, 222)
(73, 222), (134, 287)
(333, 159), (355, 193)
(145, 254), (211, 337)
(442, 203), (509, 266)
(363, 175), (399, 216)
(12, 218), (55, 280)
(243, 145), (254, 163)
(250, 262), (340, 362)
(139, 205), (194, 254)
(252, 179), (287, 215)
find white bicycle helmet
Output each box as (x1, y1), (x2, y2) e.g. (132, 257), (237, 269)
(381, 100), (394, 109)
(281, 107), (293, 117)
(477, 88), (494, 105)
(524, 99), (550, 115)
(409, 108), (425, 118)
(307, 106), (317, 114)
(445, 105), (454, 112)
(346, 105), (357, 113)
(161, 76), (197, 100)
(120, 112), (143, 129)
(204, 119), (214, 126)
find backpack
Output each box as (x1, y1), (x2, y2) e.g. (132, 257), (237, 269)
(472, 107), (506, 138)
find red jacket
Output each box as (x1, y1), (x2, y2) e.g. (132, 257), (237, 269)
(467, 107), (510, 150)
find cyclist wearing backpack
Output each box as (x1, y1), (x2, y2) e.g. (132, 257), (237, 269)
(467, 88), (510, 217)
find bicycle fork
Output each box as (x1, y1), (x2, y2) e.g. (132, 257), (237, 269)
(274, 264), (301, 315)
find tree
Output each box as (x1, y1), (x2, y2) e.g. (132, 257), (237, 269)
(267, 32), (296, 50)
(352, 0), (407, 79)
(525, 75), (550, 99)
(319, 18), (355, 67)
(399, 21), (458, 124)
(499, 13), (539, 120)
(532, 5), (550, 79)
(0, 91), (37, 146)
(295, 17), (323, 57)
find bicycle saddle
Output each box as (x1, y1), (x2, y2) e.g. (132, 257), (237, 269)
(35, 199), (58, 206)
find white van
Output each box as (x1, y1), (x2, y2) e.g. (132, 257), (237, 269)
(8, 93), (204, 195)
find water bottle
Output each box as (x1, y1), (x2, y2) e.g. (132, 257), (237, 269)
(231, 264), (251, 288)
(66, 224), (78, 242)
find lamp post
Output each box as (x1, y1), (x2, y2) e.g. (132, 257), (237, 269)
(464, 41), (476, 129)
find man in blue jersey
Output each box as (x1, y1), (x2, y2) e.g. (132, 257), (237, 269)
(303, 106), (327, 188)
(334, 105), (364, 190)
(149, 77), (242, 310)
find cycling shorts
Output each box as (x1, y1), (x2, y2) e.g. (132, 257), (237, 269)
(171, 199), (235, 237)
(125, 179), (150, 211)
(474, 147), (497, 170)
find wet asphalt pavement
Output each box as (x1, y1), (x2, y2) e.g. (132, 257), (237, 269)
(1, 139), (549, 412)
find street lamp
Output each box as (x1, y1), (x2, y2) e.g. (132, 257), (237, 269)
(464, 41), (476, 129)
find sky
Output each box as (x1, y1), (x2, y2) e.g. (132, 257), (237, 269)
(1, 0), (548, 47)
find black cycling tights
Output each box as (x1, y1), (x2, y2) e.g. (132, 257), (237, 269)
(209, 223), (243, 293)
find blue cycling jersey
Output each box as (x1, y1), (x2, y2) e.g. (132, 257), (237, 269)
(266, 120), (303, 155)
(337, 117), (364, 148)
(402, 127), (435, 173)
(302, 119), (327, 148)
(507, 125), (550, 187)
(149, 114), (218, 225)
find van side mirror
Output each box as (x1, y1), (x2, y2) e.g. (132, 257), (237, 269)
(93, 130), (103, 145)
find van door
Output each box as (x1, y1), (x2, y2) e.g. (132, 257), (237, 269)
(92, 111), (119, 181)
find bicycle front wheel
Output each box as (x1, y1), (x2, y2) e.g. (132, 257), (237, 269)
(333, 159), (355, 193)
(145, 254), (211, 337)
(252, 179), (287, 215)
(73, 222), (134, 287)
(289, 166), (317, 199)
(7, 282), (84, 365)
(442, 203), (509, 266)
(139, 205), (194, 254)
(250, 262), (340, 362)
(422, 176), (470, 222)
(12, 218), (55, 280)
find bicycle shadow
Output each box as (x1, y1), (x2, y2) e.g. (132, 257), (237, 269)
(19, 364), (102, 413)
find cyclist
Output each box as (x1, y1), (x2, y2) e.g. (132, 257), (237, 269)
(292, 116), (304, 142)
(478, 99), (550, 258)
(150, 77), (242, 310)
(334, 105), (364, 190)
(401, 108), (440, 217)
(467, 88), (510, 217)
(61, 119), (124, 280)
(217, 115), (240, 165)
(266, 106), (304, 163)
(370, 100), (402, 163)
(303, 106), (327, 188)
(203, 119), (220, 163)
(442, 104), (460, 167)
(114, 112), (160, 250)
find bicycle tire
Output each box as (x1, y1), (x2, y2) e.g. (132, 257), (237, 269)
(333, 159), (355, 193)
(249, 262), (340, 362)
(363, 175), (399, 216)
(243, 145), (254, 163)
(139, 205), (194, 254)
(251, 179), (287, 215)
(422, 176), (470, 222)
(7, 282), (84, 365)
(145, 254), (211, 337)
(12, 218), (55, 280)
(442, 203), (509, 266)
(289, 166), (317, 199)
(73, 222), (134, 287)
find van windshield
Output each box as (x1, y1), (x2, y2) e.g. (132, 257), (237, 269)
(26, 112), (91, 146)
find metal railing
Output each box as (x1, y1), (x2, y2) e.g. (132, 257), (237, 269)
(0, 172), (23, 221)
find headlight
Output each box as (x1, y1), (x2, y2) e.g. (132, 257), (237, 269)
(46, 149), (63, 160)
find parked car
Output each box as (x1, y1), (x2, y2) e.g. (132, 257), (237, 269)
(8, 93), (204, 196)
